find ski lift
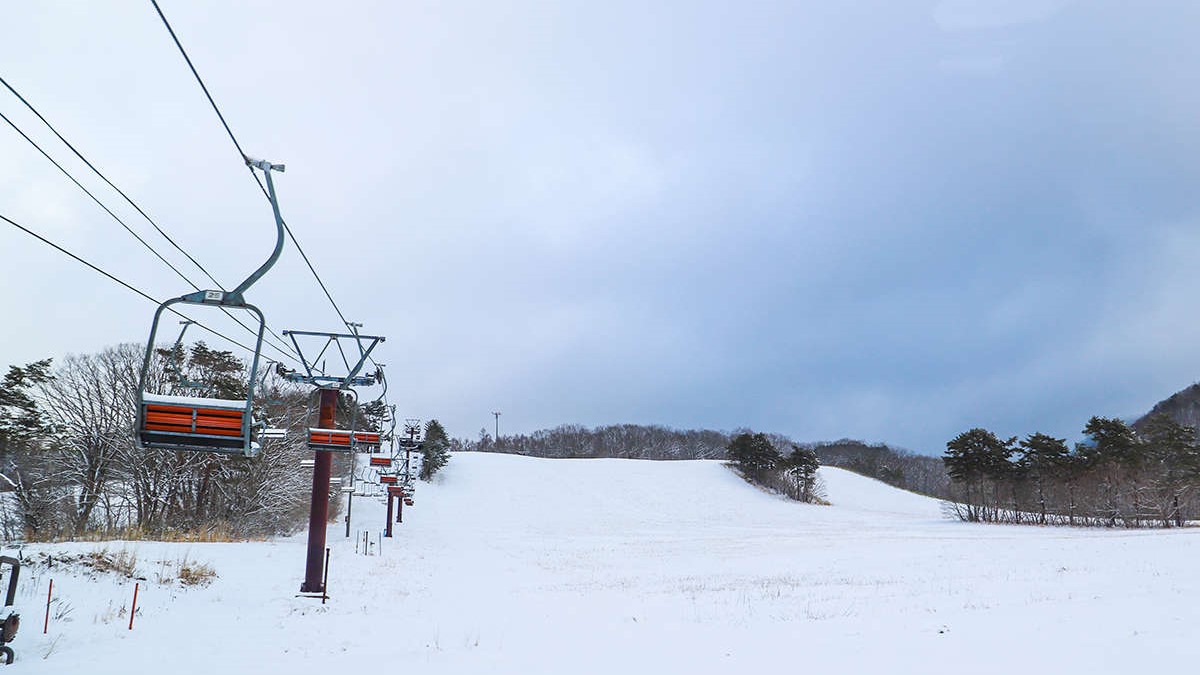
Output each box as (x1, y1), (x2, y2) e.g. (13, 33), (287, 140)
(380, 475), (398, 485)
(369, 457), (392, 467)
(387, 486), (404, 497)
(298, 387), (382, 452)
(307, 428), (382, 452)
(135, 159), (287, 458)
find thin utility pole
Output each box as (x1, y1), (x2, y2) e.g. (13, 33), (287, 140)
(492, 411), (501, 440)
(301, 387), (338, 593)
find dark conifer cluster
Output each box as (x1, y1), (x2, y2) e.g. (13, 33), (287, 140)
(726, 432), (823, 504)
(944, 415), (1200, 527)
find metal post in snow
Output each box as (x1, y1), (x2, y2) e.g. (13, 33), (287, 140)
(321, 548), (330, 605)
(345, 492), (353, 538)
(43, 579), (52, 634)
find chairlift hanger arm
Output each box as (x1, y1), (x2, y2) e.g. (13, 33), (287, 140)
(226, 158), (286, 304)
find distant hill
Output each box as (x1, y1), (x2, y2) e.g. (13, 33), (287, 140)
(1133, 383), (1200, 431)
(809, 439), (950, 499)
(454, 424), (950, 499)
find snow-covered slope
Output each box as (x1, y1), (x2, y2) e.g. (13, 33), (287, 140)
(10, 453), (1200, 675)
(820, 464), (946, 517)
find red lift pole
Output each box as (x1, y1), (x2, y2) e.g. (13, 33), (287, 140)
(301, 387), (338, 593)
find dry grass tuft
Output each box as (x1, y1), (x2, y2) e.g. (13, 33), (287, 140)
(177, 557), (217, 587)
(87, 547), (138, 578)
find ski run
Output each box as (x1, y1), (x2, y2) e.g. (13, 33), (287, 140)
(6, 452), (1200, 674)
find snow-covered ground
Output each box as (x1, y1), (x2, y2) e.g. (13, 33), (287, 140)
(7, 452), (1200, 673)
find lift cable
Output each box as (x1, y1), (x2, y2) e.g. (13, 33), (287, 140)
(0, 74), (304, 363)
(0, 74), (225, 291)
(149, 0), (360, 339)
(0, 101), (302, 365)
(0, 211), (293, 366)
(0, 109), (197, 290)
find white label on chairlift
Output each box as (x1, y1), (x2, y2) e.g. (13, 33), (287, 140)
(205, 290), (224, 302)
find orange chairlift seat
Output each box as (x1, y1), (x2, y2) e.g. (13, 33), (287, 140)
(307, 428), (382, 452)
(369, 456), (392, 467)
(379, 475), (398, 485)
(141, 393), (253, 452)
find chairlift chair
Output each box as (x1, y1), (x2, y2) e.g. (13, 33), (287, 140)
(307, 428), (382, 452)
(135, 159), (287, 459)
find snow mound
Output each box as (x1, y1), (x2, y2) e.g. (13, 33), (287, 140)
(819, 465), (945, 518)
(413, 453), (947, 540)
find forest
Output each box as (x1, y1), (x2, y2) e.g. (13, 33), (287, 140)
(944, 415), (1200, 527)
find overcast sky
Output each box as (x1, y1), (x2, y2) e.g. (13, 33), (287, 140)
(2, 1), (1199, 453)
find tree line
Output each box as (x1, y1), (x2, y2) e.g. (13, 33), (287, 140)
(462, 423), (729, 460)
(0, 343), (446, 541)
(943, 415), (1200, 527)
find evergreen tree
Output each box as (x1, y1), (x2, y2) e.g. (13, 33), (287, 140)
(943, 428), (1014, 521)
(360, 400), (390, 433)
(726, 432), (782, 475)
(0, 359), (53, 453)
(1017, 432), (1069, 525)
(1140, 413), (1200, 526)
(420, 419), (451, 480)
(1081, 416), (1142, 525)
(783, 445), (820, 502)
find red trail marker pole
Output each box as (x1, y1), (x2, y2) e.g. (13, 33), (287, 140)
(128, 582), (139, 630)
